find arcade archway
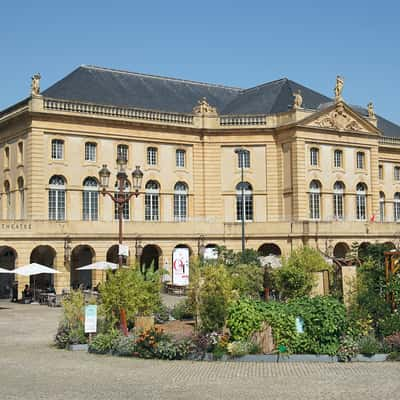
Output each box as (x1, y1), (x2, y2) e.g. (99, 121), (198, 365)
(258, 243), (282, 256)
(0, 246), (16, 298)
(30, 245), (56, 291)
(140, 245), (162, 271)
(70, 245), (95, 289)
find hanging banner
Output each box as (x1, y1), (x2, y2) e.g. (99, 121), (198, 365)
(84, 304), (97, 333)
(172, 247), (189, 286)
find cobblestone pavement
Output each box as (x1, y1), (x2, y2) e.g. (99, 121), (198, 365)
(1, 301), (400, 399)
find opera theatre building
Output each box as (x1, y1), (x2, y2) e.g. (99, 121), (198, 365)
(1, 65), (400, 296)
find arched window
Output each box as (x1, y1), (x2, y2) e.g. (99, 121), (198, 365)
(114, 180), (130, 220)
(310, 147), (319, 166)
(147, 147), (158, 166)
(4, 147), (10, 169)
(4, 180), (11, 219)
(174, 182), (188, 221)
(394, 193), (400, 222)
(49, 175), (66, 220)
(334, 150), (343, 168)
(356, 183), (367, 221)
(379, 192), (385, 222)
(309, 180), (321, 220)
(176, 149), (186, 168)
(145, 181), (160, 221)
(18, 177), (24, 220)
(82, 177), (99, 221)
(237, 150), (250, 168)
(236, 182), (253, 221)
(333, 181), (344, 220)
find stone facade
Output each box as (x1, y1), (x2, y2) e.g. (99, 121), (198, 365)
(1, 69), (400, 295)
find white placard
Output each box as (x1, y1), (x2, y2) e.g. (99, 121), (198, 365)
(84, 305), (97, 333)
(172, 247), (189, 286)
(118, 244), (129, 257)
(204, 247), (218, 260)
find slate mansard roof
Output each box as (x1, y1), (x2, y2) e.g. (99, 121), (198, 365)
(11, 65), (400, 137)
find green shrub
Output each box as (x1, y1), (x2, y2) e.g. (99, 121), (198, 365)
(134, 328), (170, 359)
(227, 296), (346, 355)
(287, 296), (346, 355)
(88, 331), (121, 354)
(384, 332), (400, 352)
(272, 247), (331, 300)
(230, 264), (264, 299)
(336, 336), (359, 362)
(357, 335), (381, 357)
(378, 313), (400, 337)
(154, 338), (194, 360)
(113, 335), (137, 356)
(227, 340), (260, 357)
(171, 299), (193, 320)
(199, 264), (233, 333)
(154, 303), (170, 323)
(54, 323), (71, 349)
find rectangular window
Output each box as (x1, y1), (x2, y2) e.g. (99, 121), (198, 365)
(85, 142), (97, 162)
(379, 165), (383, 180)
(309, 193), (320, 219)
(310, 148), (319, 166)
(236, 194), (253, 221)
(238, 150), (250, 168)
(83, 191), (98, 220)
(333, 194), (344, 220)
(356, 152), (365, 169)
(51, 140), (64, 160)
(18, 142), (23, 164)
(147, 147), (158, 166)
(394, 167), (400, 181)
(49, 189), (65, 220)
(117, 145), (129, 162)
(334, 150), (342, 168)
(4, 147), (9, 169)
(380, 201), (385, 222)
(176, 149), (186, 168)
(145, 193), (159, 220)
(356, 195), (366, 220)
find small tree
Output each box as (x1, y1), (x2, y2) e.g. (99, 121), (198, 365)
(272, 246), (330, 300)
(199, 264), (234, 333)
(100, 266), (161, 333)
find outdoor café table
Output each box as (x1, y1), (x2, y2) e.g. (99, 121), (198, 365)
(38, 292), (50, 305)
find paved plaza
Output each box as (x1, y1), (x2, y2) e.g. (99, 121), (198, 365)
(1, 301), (400, 399)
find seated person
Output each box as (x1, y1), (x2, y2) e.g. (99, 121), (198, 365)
(46, 285), (56, 294)
(22, 284), (33, 301)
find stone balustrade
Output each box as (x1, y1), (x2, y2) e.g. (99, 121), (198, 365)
(43, 98), (194, 125)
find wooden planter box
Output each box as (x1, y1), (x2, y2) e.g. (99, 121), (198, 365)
(135, 315), (155, 331)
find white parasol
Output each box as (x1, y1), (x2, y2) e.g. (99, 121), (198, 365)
(76, 261), (118, 271)
(0, 267), (13, 273)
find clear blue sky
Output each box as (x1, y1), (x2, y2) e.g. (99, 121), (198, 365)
(1, 1), (399, 124)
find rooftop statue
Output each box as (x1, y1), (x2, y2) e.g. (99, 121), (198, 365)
(292, 90), (303, 109)
(31, 73), (41, 96)
(192, 97), (218, 116)
(367, 102), (376, 119)
(334, 75), (344, 102)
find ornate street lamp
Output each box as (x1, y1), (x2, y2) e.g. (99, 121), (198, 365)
(99, 160), (143, 267)
(234, 148), (246, 254)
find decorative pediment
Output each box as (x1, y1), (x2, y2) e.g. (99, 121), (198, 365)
(302, 102), (380, 135)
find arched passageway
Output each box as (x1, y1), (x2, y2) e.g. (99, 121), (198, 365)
(333, 242), (350, 260)
(358, 242), (371, 259)
(140, 245), (162, 271)
(384, 242), (396, 250)
(70, 245), (95, 289)
(0, 246), (16, 298)
(204, 243), (218, 260)
(106, 245), (119, 265)
(258, 243), (282, 256)
(30, 245), (56, 291)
